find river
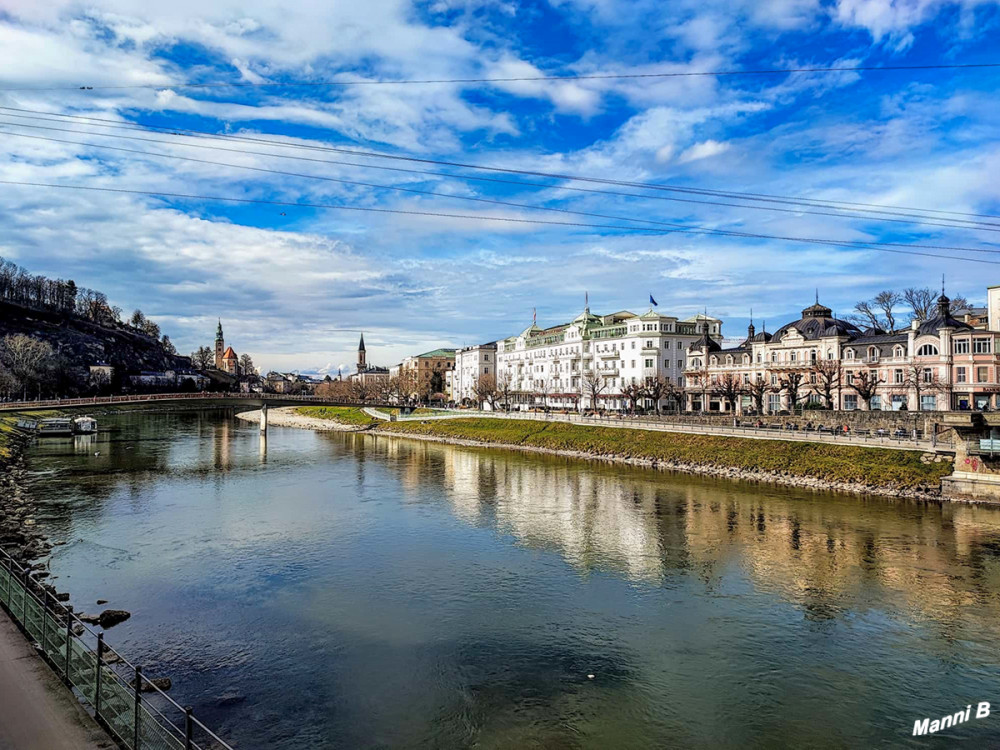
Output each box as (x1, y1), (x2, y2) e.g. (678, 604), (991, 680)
(22, 409), (1000, 748)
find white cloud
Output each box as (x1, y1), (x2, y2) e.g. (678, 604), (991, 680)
(678, 139), (730, 163)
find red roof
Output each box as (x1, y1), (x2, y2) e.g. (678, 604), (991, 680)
(222, 346), (237, 359)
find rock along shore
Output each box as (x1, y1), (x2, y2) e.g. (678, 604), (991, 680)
(238, 408), (944, 502)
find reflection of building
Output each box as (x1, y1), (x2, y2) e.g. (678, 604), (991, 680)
(687, 292), (1000, 413)
(496, 297), (719, 410)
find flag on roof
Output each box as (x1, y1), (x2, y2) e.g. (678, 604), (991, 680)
(649, 294), (658, 307)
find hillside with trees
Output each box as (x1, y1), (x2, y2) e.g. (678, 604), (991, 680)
(0, 257), (187, 399)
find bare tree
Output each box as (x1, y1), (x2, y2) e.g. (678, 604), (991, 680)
(583, 370), (607, 411)
(534, 378), (552, 409)
(350, 378), (372, 404)
(662, 380), (685, 414)
(495, 371), (514, 411)
(190, 346), (214, 371)
(0, 334), (56, 400)
(643, 375), (669, 415)
(621, 379), (644, 414)
(472, 373), (499, 410)
(238, 353), (256, 378)
(902, 363), (947, 411)
(903, 287), (937, 322)
(160, 335), (177, 356)
(778, 370), (808, 411)
(873, 290), (901, 331)
(710, 372), (744, 413)
(811, 359), (842, 409)
(746, 376), (771, 415)
(850, 369), (884, 410)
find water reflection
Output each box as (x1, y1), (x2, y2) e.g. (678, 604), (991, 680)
(23, 412), (1000, 749)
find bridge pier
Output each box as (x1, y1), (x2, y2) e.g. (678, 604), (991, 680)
(260, 402), (268, 434)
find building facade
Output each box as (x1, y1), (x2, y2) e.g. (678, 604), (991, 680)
(350, 333), (389, 385)
(452, 343), (497, 405)
(495, 302), (721, 411)
(686, 294), (1000, 413)
(399, 349), (456, 400)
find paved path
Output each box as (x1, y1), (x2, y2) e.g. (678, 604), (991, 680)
(0, 610), (112, 750)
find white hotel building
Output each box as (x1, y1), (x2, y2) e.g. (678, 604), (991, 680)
(451, 342), (498, 404)
(496, 302), (721, 411)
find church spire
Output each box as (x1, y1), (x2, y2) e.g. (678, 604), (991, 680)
(216, 319), (224, 341)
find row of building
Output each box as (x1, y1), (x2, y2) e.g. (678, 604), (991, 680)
(363, 284), (1000, 414)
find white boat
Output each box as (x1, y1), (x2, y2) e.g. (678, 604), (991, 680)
(73, 416), (98, 435)
(38, 418), (74, 437)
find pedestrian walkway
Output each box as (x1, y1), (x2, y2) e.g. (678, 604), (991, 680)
(0, 609), (112, 750)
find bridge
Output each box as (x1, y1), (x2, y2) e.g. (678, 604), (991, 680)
(0, 392), (381, 412)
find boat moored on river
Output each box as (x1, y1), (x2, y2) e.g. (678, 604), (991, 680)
(72, 416), (97, 434)
(37, 418), (74, 436)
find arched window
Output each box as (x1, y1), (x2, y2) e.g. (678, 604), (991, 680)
(710, 356), (718, 366)
(868, 346), (879, 361)
(893, 345), (905, 358)
(742, 354), (750, 365)
(726, 355), (733, 365)
(810, 350), (817, 363)
(691, 358), (702, 368)
(917, 344), (939, 356)
(826, 349), (834, 360)
(846, 349), (855, 360)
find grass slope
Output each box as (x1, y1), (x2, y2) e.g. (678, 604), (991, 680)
(377, 418), (951, 489)
(297, 406), (378, 426)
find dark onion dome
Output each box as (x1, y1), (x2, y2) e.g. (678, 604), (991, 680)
(695, 328), (722, 353)
(916, 293), (974, 335)
(772, 302), (861, 341)
(751, 331), (773, 343)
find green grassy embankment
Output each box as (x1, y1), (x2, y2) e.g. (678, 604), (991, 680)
(296, 406), (378, 426)
(375, 418), (951, 490)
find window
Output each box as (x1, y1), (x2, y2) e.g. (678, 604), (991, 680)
(846, 349), (855, 360)
(893, 346), (905, 358)
(954, 340), (970, 354)
(975, 339), (992, 354)
(977, 366), (989, 383)
(771, 352), (778, 363)
(710, 356), (718, 365)
(844, 394), (858, 410)
(894, 369), (903, 384)
(631, 360), (636, 368)
(677, 342), (683, 349)
(743, 374), (750, 384)
(677, 360), (683, 369)
(868, 347), (879, 361)
(743, 355), (750, 364)
(810, 350), (817, 363)
(757, 353), (762, 363)
(645, 340), (653, 348)
(726, 355), (733, 365)
(846, 372), (855, 385)
(922, 368), (934, 383)
(921, 395), (937, 411)
(790, 352), (797, 362)
(870, 395), (882, 411)
(826, 349), (834, 360)
(916, 344), (938, 356)
(770, 374), (778, 386)
(631, 341), (636, 349)
(768, 394), (782, 412)
(645, 358), (654, 368)
(956, 367), (967, 383)
(485, 367), (489, 374)
(664, 359), (669, 368)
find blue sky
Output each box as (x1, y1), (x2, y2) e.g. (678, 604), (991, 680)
(1, 0), (999, 373)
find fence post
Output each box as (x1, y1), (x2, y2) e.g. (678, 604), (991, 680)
(21, 570), (29, 624)
(184, 706), (194, 749)
(42, 589), (51, 655)
(95, 634), (104, 721)
(134, 665), (143, 750)
(64, 609), (73, 682)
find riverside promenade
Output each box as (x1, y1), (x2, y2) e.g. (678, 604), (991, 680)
(0, 610), (112, 750)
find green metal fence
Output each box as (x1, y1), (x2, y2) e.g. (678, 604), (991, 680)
(0, 547), (234, 750)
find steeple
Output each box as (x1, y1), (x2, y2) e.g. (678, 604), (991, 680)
(357, 332), (367, 371)
(584, 291), (590, 315)
(747, 309), (755, 341)
(216, 319), (224, 342)
(214, 319), (225, 370)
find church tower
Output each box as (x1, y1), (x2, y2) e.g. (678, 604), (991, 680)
(357, 333), (367, 372)
(215, 319), (225, 370)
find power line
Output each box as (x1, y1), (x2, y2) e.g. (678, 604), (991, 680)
(9, 128), (1000, 255)
(4, 113), (999, 232)
(4, 129), (998, 255)
(4, 105), (997, 223)
(1, 179), (997, 265)
(2, 62), (998, 92)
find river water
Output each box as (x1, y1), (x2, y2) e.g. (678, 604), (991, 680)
(22, 409), (1000, 748)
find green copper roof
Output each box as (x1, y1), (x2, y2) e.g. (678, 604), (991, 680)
(416, 348), (456, 358)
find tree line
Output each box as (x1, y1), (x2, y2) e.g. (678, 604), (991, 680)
(848, 287), (970, 332)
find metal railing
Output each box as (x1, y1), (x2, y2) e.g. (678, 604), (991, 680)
(0, 547), (234, 750)
(0, 392), (394, 413)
